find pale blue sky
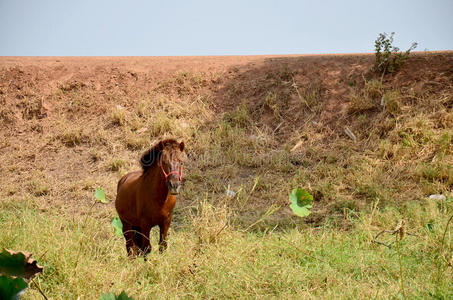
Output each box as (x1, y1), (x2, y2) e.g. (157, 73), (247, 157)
(1, 0), (452, 56)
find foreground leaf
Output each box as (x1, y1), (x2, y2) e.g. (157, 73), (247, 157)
(100, 290), (133, 300)
(289, 188), (313, 217)
(0, 275), (28, 300)
(94, 187), (108, 203)
(0, 249), (43, 280)
(112, 217), (123, 237)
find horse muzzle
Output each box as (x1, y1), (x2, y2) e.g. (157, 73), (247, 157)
(168, 181), (181, 195)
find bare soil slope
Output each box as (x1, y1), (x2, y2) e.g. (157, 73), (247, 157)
(1, 52), (452, 225)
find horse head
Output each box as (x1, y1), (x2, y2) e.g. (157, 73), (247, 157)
(157, 139), (185, 195)
(139, 138), (186, 195)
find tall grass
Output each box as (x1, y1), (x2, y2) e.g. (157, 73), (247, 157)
(1, 195), (451, 299)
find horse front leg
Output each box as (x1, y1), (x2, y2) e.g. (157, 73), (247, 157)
(131, 225), (143, 249)
(159, 217), (172, 253)
(121, 219), (137, 257)
(139, 224), (152, 257)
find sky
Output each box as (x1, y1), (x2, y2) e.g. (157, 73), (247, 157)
(0, 0), (452, 56)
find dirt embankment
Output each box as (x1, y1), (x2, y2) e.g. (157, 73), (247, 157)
(1, 53), (452, 135)
(0, 52), (452, 223)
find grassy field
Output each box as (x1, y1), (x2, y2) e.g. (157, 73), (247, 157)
(0, 53), (452, 298)
(1, 193), (452, 299)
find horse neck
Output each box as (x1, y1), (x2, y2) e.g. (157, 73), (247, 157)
(142, 162), (168, 197)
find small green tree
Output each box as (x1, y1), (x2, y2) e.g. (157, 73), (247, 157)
(374, 32), (417, 74)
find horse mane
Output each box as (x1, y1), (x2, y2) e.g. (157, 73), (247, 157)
(140, 138), (179, 173)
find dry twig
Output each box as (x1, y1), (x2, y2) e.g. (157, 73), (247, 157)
(373, 219), (414, 248)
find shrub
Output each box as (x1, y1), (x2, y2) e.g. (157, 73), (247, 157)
(374, 32), (417, 74)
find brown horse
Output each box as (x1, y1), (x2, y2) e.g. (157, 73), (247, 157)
(115, 138), (185, 255)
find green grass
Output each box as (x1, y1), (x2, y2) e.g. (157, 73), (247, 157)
(0, 196), (451, 299)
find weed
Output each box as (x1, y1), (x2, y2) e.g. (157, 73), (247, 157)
(264, 92), (281, 118)
(365, 79), (383, 99)
(89, 149), (102, 162)
(436, 131), (453, 154)
(30, 180), (50, 197)
(293, 79), (323, 112)
(112, 107), (126, 126)
(58, 128), (84, 147)
(149, 112), (175, 136)
(415, 163), (453, 186)
(20, 97), (43, 120)
(190, 197), (231, 245)
(349, 79), (383, 112)
(383, 90), (401, 116)
(224, 100), (251, 128)
(108, 159), (128, 172)
(125, 131), (149, 150)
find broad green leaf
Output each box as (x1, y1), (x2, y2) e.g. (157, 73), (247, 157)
(100, 293), (116, 300)
(0, 250), (26, 278)
(100, 291), (133, 300)
(0, 249), (43, 279)
(0, 275), (28, 300)
(289, 188), (313, 218)
(116, 291), (133, 300)
(94, 187), (108, 203)
(112, 217), (123, 238)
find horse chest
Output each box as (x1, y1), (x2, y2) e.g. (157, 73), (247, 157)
(158, 197), (176, 218)
(141, 196), (176, 222)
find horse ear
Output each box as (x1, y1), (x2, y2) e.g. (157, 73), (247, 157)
(179, 141), (185, 151)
